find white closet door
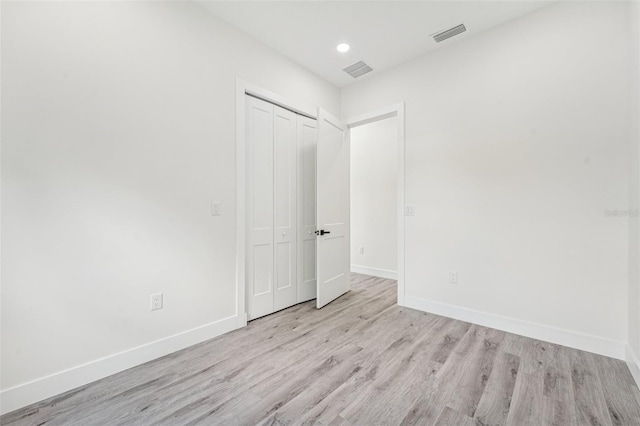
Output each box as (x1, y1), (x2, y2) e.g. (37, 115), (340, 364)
(246, 96), (274, 320)
(316, 108), (350, 309)
(273, 105), (297, 311)
(297, 115), (317, 303)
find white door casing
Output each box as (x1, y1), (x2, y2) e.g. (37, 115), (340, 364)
(316, 108), (350, 308)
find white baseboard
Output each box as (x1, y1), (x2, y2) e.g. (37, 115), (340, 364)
(626, 345), (640, 389)
(0, 315), (239, 416)
(404, 295), (626, 360)
(351, 265), (397, 280)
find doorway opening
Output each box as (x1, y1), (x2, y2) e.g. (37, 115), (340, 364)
(350, 116), (398, 280)
(237, 80), (353, 324)
(235, 80), (321, 327)
(237, 83), (405, 327)
(347, 104), (405, 305)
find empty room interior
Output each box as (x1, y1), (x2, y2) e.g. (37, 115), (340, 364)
(2, 1), (640, 425)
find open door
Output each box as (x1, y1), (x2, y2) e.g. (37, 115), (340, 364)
(316, 108), (350, 308)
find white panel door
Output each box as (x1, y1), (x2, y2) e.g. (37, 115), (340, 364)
(246, 96), (274, 320)
(297, 115), (317, 303)
(273, 105), (297, 311)
(316, 108), (350, 309)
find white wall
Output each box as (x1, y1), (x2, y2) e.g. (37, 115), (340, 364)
(342, 1), (631, 358)
(0, 0), (339, 411)
(628, 0), (640, 377)
(350, 118), (397, 278)
(2, 0), (638, 413)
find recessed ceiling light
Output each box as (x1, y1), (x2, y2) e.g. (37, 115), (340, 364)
(336, 43), (350, 53)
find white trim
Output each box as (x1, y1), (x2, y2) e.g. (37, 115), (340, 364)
(346, 103), (406, 306)
(235, 80), (248, 329)
(397, 105), (406, 306)
(242, 80), (316, 119)
(626, 345), (640, 389)
(0, 315), (239, 415)
(351, 265), (398, 280)
(404, 295), (626, 360)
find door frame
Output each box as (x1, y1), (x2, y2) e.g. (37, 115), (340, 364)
(346, 103), (406, 306)
(235, 79), (318, 328)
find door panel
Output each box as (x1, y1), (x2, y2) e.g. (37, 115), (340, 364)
(252, 244), (272, 296)
(297, 116), (318, 303)
(273, 106), (297, 311)
(246, 96), (274, 320)
(316, 108), (350, 309)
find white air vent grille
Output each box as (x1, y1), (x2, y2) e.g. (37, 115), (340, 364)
(433, 24), (467, 43)
(343, 61), (373, 78)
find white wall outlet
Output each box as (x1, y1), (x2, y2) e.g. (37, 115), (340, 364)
(211, 201), (221, 216)
(359, 246), (364, 254)
(449, 271), (459, 284)
(150, 293), (163, 311)
(405, 205), (415, 216)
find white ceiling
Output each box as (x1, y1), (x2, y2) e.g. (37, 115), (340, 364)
(197, 1), (553, 88)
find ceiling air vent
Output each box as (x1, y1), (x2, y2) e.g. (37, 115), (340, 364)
(343, 61), (373, 79)
(433, 24), (467, 43)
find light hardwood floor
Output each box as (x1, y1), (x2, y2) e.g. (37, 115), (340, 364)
(3, 274), (640, 425)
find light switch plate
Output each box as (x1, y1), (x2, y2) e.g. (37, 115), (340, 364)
(405, 205), (415, 216)
(211, 201), (222, 216)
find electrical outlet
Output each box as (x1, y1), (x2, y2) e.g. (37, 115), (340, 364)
(211, 201), (222, 216)
(449, 271), (459, 284)
(405, 205), (415, 216)
(359, 246), (364, 254)
(150, 293), (163, 311)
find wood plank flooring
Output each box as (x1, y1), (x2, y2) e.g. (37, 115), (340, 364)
(3, 273), (640, 425)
